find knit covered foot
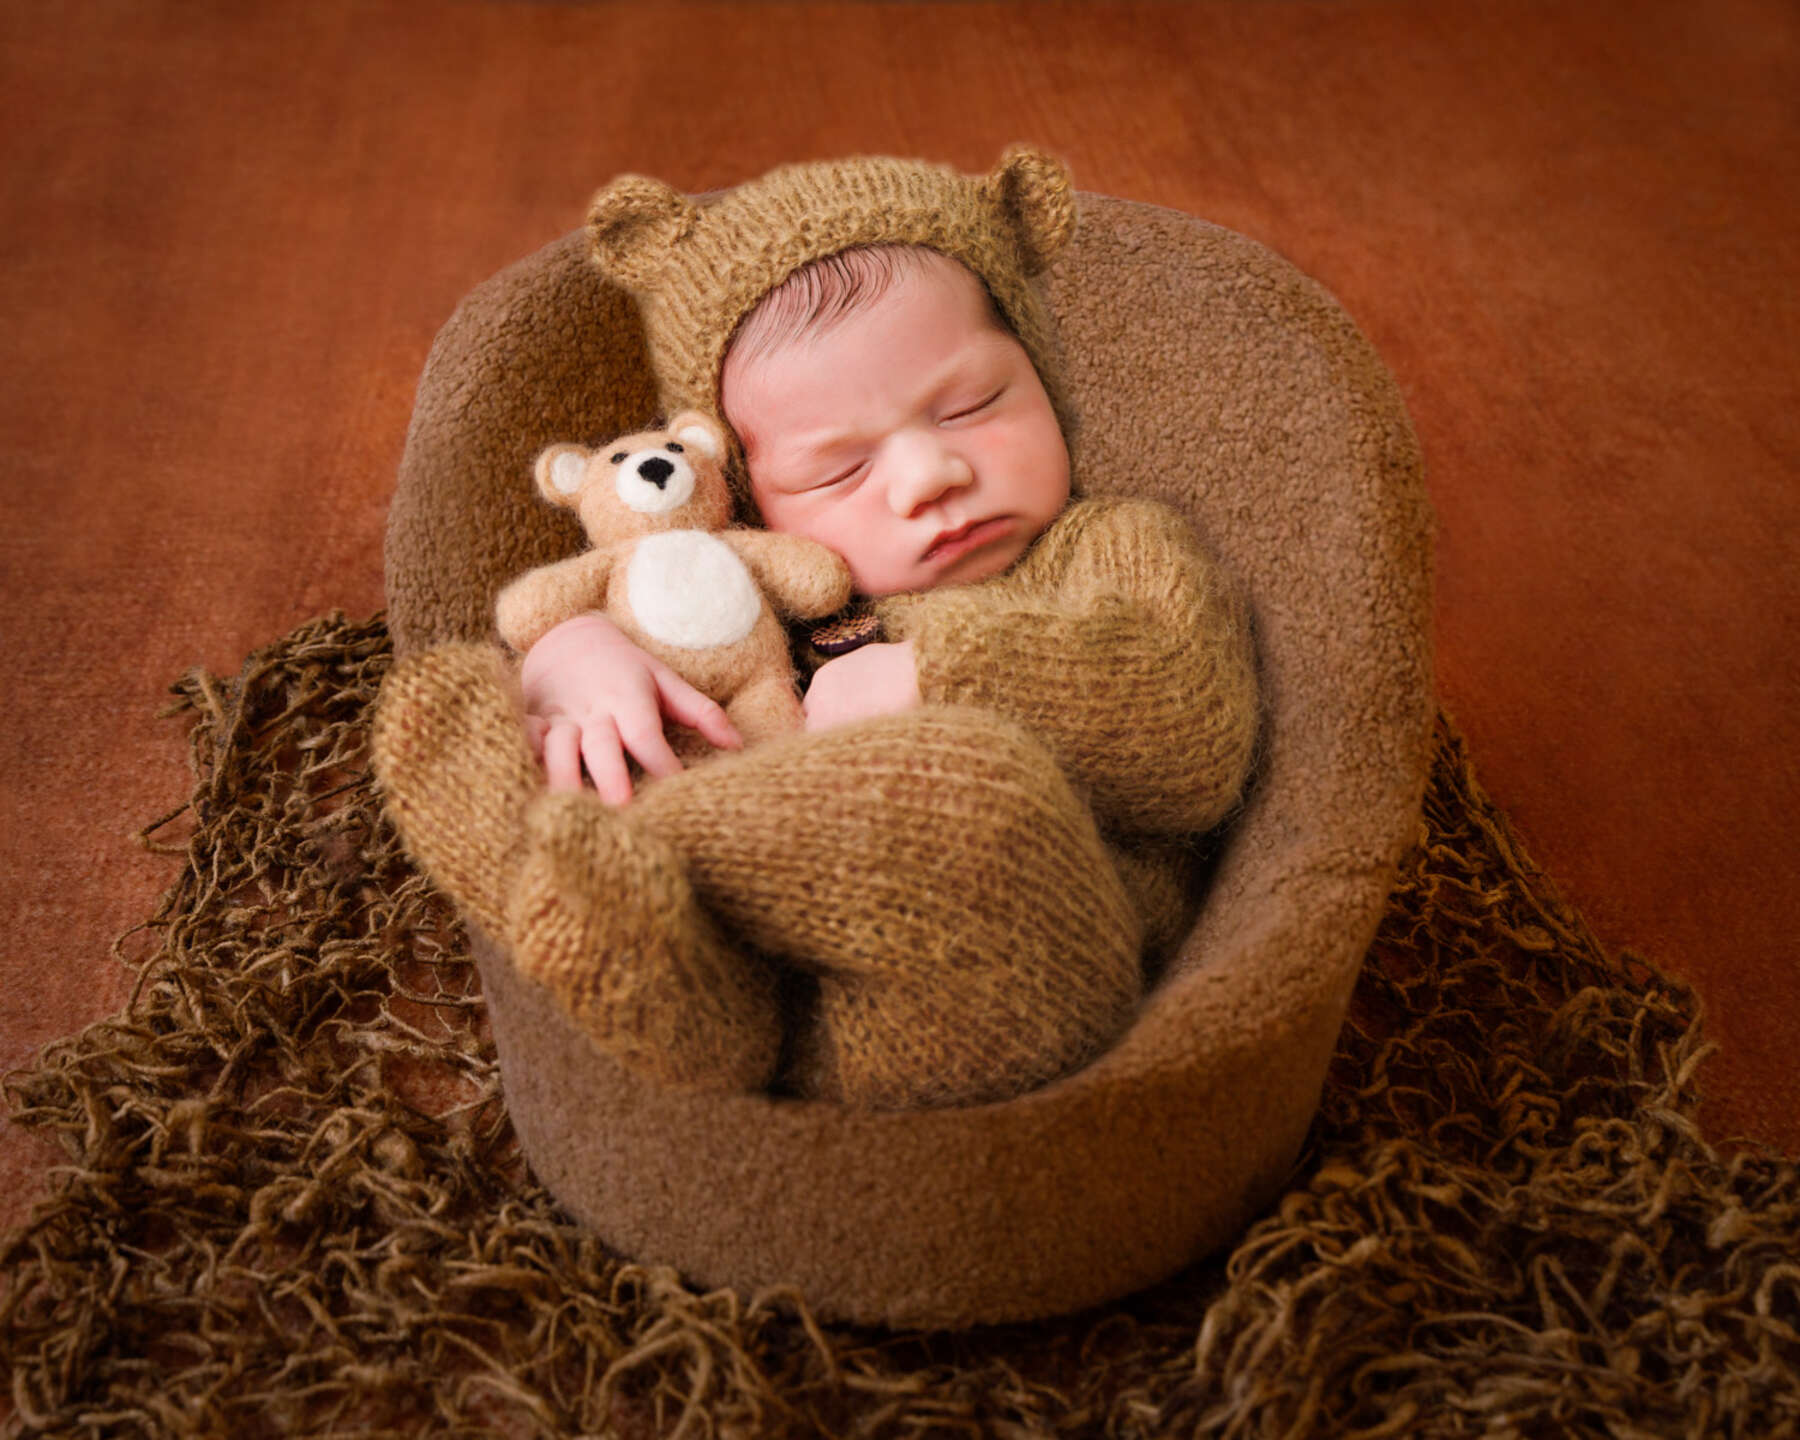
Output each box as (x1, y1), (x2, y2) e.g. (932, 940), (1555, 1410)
(510, 791), (782, 1092)
(633, 706), (1145, 1108)
(1109, 837), (1207, 975)
(370, 643), (541, 940)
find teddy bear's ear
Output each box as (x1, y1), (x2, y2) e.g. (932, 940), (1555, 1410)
(667, 410), (725, 461)
(983, 144), (1076, 276)
(534, 443), (594, 507)
(587, 175), (698, 289)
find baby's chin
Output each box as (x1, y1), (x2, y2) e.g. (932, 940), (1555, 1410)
(859, 534), (1033, 596)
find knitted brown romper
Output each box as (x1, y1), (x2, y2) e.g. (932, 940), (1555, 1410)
(372, 148), (1259, 1110)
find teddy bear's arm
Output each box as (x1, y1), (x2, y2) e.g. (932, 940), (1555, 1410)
(878, 498), (1259, 836)
(494, 549), (619, 654)
(722, 531), (855, 620)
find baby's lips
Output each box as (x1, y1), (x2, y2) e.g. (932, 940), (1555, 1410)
(922, 519), (978, 561)
(923, 515), (1011, 564)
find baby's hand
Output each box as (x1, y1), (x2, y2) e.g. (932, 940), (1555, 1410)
(803, 641), (921, 732)
(519, 613), (742, 803)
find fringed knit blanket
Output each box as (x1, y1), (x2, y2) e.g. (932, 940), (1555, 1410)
(3, 614), (1796, 1437)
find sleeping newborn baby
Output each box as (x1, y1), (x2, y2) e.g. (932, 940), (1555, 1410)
(522, 244), (1075, 783)
(375, 147), (1259, 1110)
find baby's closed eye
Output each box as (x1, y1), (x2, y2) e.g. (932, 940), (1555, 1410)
(939, 388), (1003, 424)
(819, 458), (869, 489)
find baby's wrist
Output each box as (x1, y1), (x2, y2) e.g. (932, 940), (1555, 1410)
(520, 611), (631, 684)
(526, 611), (625, 655)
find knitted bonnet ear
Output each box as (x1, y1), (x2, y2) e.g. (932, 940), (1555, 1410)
(588, 175), (698, 289)
(984, 144), (1076, 277)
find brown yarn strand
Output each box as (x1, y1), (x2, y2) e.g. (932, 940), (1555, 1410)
(4, 613), (1797, 1437)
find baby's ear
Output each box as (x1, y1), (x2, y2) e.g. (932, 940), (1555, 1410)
(534, 443), (594, 507)
(587, 175), (698, 289)
(984, 144), (1076, 276)
(666, 410), (725, 461)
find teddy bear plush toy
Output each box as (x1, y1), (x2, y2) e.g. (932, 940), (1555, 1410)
(494, 411), (853, 746)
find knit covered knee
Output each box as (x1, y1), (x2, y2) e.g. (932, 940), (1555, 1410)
(632, 706), (1145, 1108)
(370, 643), (542, 941)
(510, 792), (784, 1092)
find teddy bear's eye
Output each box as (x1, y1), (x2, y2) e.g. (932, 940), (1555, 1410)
(609, 451), (627, 464)
(665, 441), (684, 453)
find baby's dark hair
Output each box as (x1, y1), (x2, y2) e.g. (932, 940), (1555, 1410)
(725, 244), (1016, 369)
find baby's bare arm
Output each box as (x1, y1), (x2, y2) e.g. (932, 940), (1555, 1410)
(519, 613), (741, 803)
(802, 641), (920, 732)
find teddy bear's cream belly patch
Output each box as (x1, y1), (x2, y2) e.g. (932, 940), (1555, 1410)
(627, 531), (761, 649)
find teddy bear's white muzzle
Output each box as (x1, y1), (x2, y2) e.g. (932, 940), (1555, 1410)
(615, 448), (697, 513)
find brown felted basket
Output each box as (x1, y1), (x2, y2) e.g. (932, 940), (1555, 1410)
(383, 193), (1433, 1329)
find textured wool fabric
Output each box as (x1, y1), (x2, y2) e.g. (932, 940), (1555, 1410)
(375, 643), (787, 1092)
(587, 146), (1078, 445)
(380, 190), (1433, 1325)
(369, 643), (539, 944)
(381, 490), (1252, 1109)
(876, 497), (1258, 837)
(375, 601), (1166, 1109)
(374, 637), (1150, 1108)
(514, 791), (786, 1094)
(617, 704), (1146, 1109)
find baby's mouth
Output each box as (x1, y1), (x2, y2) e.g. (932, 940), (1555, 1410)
(923, 516), (1007, 564)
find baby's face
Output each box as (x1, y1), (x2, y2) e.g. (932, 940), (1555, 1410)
(722, 253), (1070, 596)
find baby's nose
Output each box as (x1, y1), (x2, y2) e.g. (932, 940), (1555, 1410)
(886, 434), (972, 514)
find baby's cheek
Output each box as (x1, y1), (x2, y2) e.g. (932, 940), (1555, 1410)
(842, 553), (901, 599)
(810, 500), (899, 595)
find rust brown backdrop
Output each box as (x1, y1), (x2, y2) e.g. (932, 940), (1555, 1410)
(3, 0), (1795, 1242)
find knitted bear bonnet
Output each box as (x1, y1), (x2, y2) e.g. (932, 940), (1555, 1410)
(584, 145), (1078, 466)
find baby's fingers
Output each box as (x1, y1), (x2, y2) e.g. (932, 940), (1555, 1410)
(616, 710), (685, 785)
(653, 669), (743, 751)
(541, 718), (585, 793)
(580, 720), (635, 806)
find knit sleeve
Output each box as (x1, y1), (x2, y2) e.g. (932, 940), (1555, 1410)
(876, 498), (1259, 837)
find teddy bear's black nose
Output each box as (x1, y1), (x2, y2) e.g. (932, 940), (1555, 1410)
(637, 457), (674, 489)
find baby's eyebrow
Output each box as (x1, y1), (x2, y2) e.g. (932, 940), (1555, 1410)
(774, 424), (864, 465)
(796, 426), (859, 455)
(744, 428), (849, 490)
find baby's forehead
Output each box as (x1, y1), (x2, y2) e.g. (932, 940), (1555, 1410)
(723, 248), (1010, 448)
(728, 248), (1000, 367)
